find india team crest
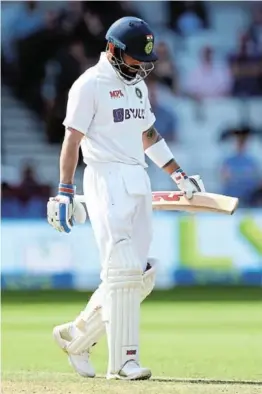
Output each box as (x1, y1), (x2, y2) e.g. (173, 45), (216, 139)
(145, 41), (153, 55)
(135, 87), (142, 99)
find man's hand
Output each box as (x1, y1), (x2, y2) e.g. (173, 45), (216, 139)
(47, 183), (86, 233)
(171, 169), (205, 199)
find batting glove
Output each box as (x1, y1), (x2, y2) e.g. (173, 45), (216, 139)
(171, 168), (205, 199)
(47, 183), (86, 233)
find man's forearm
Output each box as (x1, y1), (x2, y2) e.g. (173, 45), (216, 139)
(60, 137), (80, 184)
(143, 126), (180, 174)
(162, 158), (180, 175)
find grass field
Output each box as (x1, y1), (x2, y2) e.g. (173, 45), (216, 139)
(2, 288), (262, 394)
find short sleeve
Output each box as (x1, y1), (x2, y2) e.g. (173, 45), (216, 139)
(63, 76), (95, 135)
(143, 85), (156, 131)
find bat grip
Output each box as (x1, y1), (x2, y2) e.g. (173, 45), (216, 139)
(75, 195), (86, 204)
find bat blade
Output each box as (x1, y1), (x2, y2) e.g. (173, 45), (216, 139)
(152, 191), (239, 215)
(75, 192), (239, 215)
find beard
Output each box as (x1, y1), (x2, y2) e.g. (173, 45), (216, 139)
(118, 64), (140, 80)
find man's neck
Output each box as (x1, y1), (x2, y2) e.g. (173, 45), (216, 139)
(106, 51), (113, 63)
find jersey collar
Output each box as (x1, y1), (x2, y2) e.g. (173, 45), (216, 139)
(98, 52), (120, 80)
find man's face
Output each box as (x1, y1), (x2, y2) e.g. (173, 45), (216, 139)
(115, 52), (143, 80)
(122, 53), (142, 74)
(108, 44), (154, 83)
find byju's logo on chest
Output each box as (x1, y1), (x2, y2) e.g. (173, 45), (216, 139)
(113, 108), (145, 123)
(110, 90), (124, 99)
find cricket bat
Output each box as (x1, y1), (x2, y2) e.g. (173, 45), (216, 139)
(75, 192), (238, 215)
(151, 191), (238, 215)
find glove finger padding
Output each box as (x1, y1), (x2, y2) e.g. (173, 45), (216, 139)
(74, 202), (87, 224)
(58, 200), (74, 233)
(189, 175), (206, 192)
(47, 199), (62, 232)
(47, 197), (74, 233)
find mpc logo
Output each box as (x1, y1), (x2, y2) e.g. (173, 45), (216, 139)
(113, 108), (145, 123)
(110, 90), (124, 99)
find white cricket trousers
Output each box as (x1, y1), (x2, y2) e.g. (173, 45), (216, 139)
(83, 162), (153, 373)
(83, 162), (153, 274)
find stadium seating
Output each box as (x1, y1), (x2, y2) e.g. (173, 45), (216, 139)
(1, 1), (261, 215)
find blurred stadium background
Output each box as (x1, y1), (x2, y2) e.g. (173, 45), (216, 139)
(1, 2), (262, 391)
(1, 0), (262, 289)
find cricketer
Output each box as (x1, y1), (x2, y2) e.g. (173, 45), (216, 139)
(47, 16), (205, 380)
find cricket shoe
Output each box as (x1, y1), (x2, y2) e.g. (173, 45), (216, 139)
(53, 324), (95, 378)
(107, 360), (151, 380)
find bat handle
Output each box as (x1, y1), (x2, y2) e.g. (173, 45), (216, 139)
(75, 194), (86, 204)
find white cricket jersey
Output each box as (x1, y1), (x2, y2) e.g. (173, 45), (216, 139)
(63, 52), (155, 167)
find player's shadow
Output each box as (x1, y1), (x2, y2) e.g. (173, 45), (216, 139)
(149, 377), (262, 385)
(96, 376), (262, 385)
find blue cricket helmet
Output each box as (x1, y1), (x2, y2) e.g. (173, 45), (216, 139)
(106, 16), (158, 63)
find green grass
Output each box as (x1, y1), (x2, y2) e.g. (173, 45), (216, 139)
(2, 288), (262, 393)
